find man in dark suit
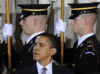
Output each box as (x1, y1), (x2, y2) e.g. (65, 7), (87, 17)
(15, 33), (74, 74)
(68, 2), (100, 73)
(16, 4), (50, 68)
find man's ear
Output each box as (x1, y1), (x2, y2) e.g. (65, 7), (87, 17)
(49, 48), (57, 56)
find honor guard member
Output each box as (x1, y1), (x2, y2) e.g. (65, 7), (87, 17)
(69, 2), (100, 73)
(17, 4), (50, 68)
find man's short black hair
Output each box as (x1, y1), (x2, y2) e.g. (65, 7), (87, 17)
(39, 33), (60, 50)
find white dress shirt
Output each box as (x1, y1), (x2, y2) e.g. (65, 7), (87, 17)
(78, 33), (94, 46)
(26, 31), (44, 44)
(36, 61), (52, 74)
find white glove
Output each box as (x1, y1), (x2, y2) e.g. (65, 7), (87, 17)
(2, 24), (13, 40)
(55, 19), (67, 36)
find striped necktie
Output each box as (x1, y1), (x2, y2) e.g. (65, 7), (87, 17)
(42, 68), (47, 74)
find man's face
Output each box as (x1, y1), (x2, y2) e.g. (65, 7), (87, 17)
(19, 15), (46, 35)
(33, 36), (55, 62)
(71, 15), (85, 34)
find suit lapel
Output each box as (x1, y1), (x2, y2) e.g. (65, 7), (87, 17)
(52, 63), (56, 74)
(52, 62), (61, 74)
(32, 62), (38, 74)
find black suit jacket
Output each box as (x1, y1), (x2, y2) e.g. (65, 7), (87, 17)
(15, 61), (74, 74)
(16, 32), (46, 68)
(73, 35), (100, 72)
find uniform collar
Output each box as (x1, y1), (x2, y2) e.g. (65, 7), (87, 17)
(78, 33), (94, 46)
(26, 31), (44, 44)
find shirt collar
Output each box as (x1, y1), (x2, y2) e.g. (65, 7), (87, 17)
(78, 33), (94, 46)
(26, 31), (44, 44)
(36, 61), (52, 73)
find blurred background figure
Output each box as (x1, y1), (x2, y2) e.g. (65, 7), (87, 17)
(16, 4), (50, 68)
(69, 2), (100, 73)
